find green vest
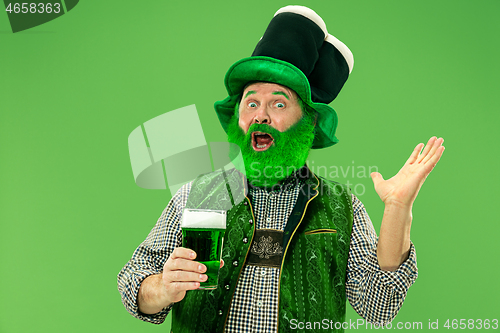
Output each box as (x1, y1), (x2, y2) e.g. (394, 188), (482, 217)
(172, 168), (353, 333)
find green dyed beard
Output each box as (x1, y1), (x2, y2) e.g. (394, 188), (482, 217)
(227, 113), (315, 188)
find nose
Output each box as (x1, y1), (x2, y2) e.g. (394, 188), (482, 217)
(253, 105), (270, 124)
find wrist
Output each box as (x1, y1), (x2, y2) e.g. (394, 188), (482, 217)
(384, 197), (413, 210)
(138, 274), (171, 314)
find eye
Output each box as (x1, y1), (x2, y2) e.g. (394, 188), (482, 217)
(275, 102), (285, 108)
(248, 102), (258, 108)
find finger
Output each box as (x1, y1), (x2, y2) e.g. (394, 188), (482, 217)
(425, 146), (445, 172)
(370, 172), (384, 187)
(416, 137), (437, 163)
(422, 137), (444, 164)
(220, 259), (224, 268)
(163, 270), (208, 284)
(165, 282), (200, 296)
(170, 247), (197, 260)
(406, 143), (424, 165)
(165, 258), (207, 274)
(168, 281), (203, 293)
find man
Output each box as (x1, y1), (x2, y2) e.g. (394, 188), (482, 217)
(117, 6), (444, 332)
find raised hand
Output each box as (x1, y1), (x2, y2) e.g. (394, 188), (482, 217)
(370, 136), (445, 208)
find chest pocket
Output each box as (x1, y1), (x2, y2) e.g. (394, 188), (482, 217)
(304, 228), (337, 235)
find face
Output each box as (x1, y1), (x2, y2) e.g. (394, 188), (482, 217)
(227, 82), (315, 187)
(238, 82), (303, 151)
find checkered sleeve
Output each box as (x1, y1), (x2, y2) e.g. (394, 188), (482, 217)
(117, 183), (191, 324)
(346, 194), (418, 324)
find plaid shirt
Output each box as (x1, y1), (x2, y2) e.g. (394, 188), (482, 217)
(117, 176), (417, 331)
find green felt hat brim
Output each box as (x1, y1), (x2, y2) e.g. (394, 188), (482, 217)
(214, 56), (339, 149)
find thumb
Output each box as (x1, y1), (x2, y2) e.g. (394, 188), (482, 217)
(370, 172), (384, 187)
(220, 259), (224, 268)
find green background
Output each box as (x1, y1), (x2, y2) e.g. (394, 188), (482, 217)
(1, 1), (498, 332)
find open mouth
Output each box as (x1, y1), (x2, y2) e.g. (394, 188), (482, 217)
(252, 131), (275, 151)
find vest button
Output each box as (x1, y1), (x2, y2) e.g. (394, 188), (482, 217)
(218, 310), (223, 316)
(242, 237), (248, 243)
(244, 201), (248, 205)
(232, 260), (238, 267)
(225, 284), (230, 290)
(249, 219), (253, 224)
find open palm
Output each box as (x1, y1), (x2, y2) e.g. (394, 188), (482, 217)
(371, 137), (445, 208)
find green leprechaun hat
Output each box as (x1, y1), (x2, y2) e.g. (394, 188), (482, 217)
(214, 5), (354, 149)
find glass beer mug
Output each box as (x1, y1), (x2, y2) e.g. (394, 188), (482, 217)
(181, 209), (226, 289)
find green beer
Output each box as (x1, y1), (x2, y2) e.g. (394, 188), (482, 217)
(182, 228), (225, 289)
(181, 209), (226, 290)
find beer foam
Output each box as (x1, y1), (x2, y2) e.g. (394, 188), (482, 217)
(181, 209), (226, 229)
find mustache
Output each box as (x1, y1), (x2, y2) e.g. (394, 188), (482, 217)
(245, 123), (281, 138)
(243, 114), (313, 141)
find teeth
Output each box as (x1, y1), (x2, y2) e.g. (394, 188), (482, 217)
(256, 144), (267, 148)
